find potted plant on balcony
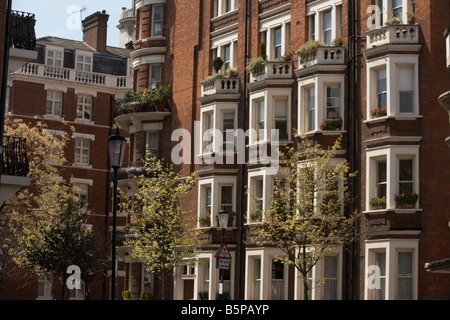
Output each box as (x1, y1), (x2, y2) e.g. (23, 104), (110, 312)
(332, 37), (344, 47)
(247, 56), (266, 75)
(250, 209), (263, 223)
(321, 117), (343, 131)
(395, 192), (418, 209)
(225, 67), (238, 78)
(371, 107), (387, 118)
(370, 196), (386, 210)
(297, 40), (326, 66)
(197, 213), (211, 228)
(213, 56), (224, 74)
(122, 290), (131, 300)
(215, 210), (236, 227)
(385, 15), (403, 25)
(407, 12), (416, 24)
(152, 84), (172, 112)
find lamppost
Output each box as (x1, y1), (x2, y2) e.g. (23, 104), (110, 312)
(108, 126), (126, 300)
(218, 208), (229, 300)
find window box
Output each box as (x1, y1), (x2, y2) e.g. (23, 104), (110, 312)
(250, 209), (263, 223)
(371, 107), (387, 119)
(394, 192), (418, 208)
(197, 213), (211, 228)
(321, 117), (343, 131)
(370, 196), (387, 210)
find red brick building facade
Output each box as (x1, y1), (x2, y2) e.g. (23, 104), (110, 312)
(118, 0), (450, 301)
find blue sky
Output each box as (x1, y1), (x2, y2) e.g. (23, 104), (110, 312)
(12, 0), (132, 48)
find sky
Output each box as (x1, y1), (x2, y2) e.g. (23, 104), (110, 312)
(11, 0), (133, 48)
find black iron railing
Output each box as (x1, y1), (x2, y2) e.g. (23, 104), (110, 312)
(10, 10), (36, 50)
(1, 136), (29, 177)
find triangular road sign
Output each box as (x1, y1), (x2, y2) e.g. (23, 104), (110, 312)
(215, 242), (232, 260)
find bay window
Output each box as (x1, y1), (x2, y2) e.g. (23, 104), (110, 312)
(271, 260), (285, 300)
(366, 146), (419, 211)
(307, 0), (343, 44)
(259, 11), (290, 61)
(365, 240), (418, 300)
(274, 99), (288, 141)
(366, 56), (419, 119)
(326, 85), (340, 120)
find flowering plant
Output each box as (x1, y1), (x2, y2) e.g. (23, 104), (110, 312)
(371, 107), (387, 118)
(370, 196), (386, 208)
(197, 213), (211, 225)
(395, 192), (418, 205)
(321, 117), (343, 131)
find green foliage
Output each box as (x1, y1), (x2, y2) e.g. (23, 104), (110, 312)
(247, 56), (266, 74)
(332, 37), (343, 47)
(321, 117), (343, 131)
(259, 42), (267, 60)
(297, 40), (326, 63)
(212, 56), (224, 73)
(395, 192), (418, 204)
(198, 290), (209, 300)
(385, 16), (403, 25)
(225, 67), (238, 78)
(120, 154), (202, 300)
(250, 134), (359, 300)
(140, 291), (152, 299)
(122, 290), (131, 299)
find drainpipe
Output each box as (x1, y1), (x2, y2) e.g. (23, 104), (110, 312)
(0, 0), (12, 186)
(238, 0), (249, 301)
(346, 0), (360, 300)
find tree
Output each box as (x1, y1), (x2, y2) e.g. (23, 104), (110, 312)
(1, 116), (104, 299)
(120, 155), (202, 300)
(250, 135), (359, 300)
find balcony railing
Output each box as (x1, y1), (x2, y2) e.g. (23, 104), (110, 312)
(1, 136), (29, 177)
(201, 77), (239, 97)
(366, 24), (419, 49)
(19, 63), (132, 89)
(250, 61), (293, 82)
(10, 10), (36, 50)
(297, 46), (345, 69)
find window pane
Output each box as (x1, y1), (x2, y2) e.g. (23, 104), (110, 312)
(324, 256), (338, 300)
(399, 159), (413, 181)
(221, 186), (232, 205)
(274, 27), (282, 46)
(375, 252), (386, 300)
(327, 86), (340, 119)
(399, 92), (413, 113)
(398, 252), (413, 300)
(378, 69), (387, 92)
(323, 10), (332, 30)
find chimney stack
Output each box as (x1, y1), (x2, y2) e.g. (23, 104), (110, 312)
(82, 10), (109, 52)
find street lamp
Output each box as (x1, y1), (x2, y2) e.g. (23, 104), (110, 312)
(108, 126), (126, 300)
(218, 208), (229, 300)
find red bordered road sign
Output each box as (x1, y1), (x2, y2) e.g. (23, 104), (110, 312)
(215, 242), (232, 260)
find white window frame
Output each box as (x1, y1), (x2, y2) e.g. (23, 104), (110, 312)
(245, 248), (288, 300)
(146, 131), (158, 157)
(197, 176), (237, 228)
(211, 31), (238, 73)
(258, 11), (290, 61)
(37, 275), (53, 300)
(192, 251), (235, 300)
(76, 95), (93, 121)
(75, 51), (93, 72)
(46, 47), (63, 67)
(46, 90), (63, 117)
(247, 168), (276, 223)
(294, 246), (343, 300)
(73, 133), (94, 167)
(366, 55), (420, 121)
(365, 145), (420, 211)
(213, 0), (237, 18)
(364, 239), (419, 300)
(298, 74), (345, 134)
(152, 4), (164, 37)
(149, 64), (162, 89)
(307, 0), (343, 45)
(375, 0), (416, 26)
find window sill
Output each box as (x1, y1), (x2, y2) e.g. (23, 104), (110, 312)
(296, 130), (347, 137)
(75, 119), (94, 125)
(210, 9), (238, 23)
(363, 208), (422, 214)
(364, 115), (423, 124)
(44, 114), (64, 121)
(72, 164), (93, 169)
